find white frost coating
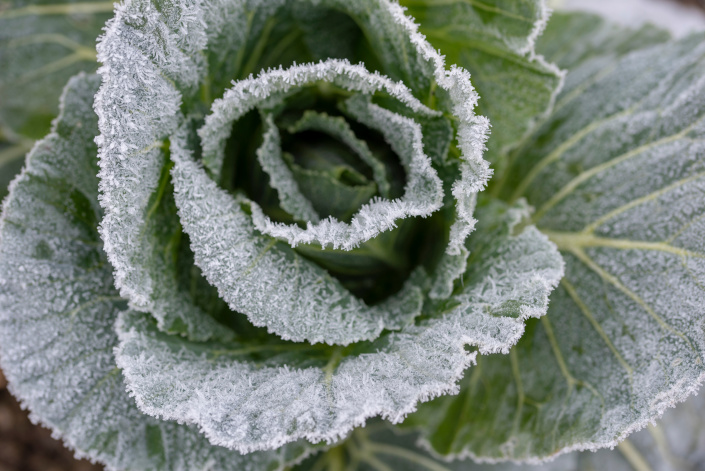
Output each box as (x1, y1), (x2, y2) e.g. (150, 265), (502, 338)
(417, 32), (705, 464)
(360, 0), (494, 253)
(428, 247), (470, 300)
(95, 0), (493, 317)
(93, 0), (494, 351)
(0, 74), (313, 471)
(115, 202), (564, 453)
(256, 112), (320, 223)
(171, 125), (424, 345)
(288, 110), (391, 198)
(251, 93), (443, 250)
(94, 0), (230, 341)
(199, 58), (440, 179)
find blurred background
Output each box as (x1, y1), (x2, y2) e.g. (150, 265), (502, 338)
(0, 0), (704, 470)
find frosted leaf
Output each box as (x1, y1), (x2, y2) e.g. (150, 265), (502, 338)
(199, 59), (440, 181)
(400, 0), (564, 172)
(428, 246), (470, 301)
(412, 23), (705, 463)
(288, 110), (391, 198)
(95, 0), (492, 314)
(0, 0), (111, 139)
(536, 11), (670, 106)
(256, 112), (320, 223)
(116, 198), (563, 453)
(94, 0), (230, 342)
(249, 90), (443, 250)
(0, 74), (314, 471)
(572, 391), (705, 471)
(294, 391), (705, 471)
(291, 423), (575, 471)
(170, 125), (424, 345)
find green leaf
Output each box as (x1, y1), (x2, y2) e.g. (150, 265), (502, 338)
(172, 120), (426, 345)
(115, 194), (562, 454)
(536, 11), (670, 93)
(287, 109), (390, 198)
(413, 18), (705, 462)
(0, 0), (111, 139)
(284, 152), (379, 222)
(572, 391), (705, 471)
(400, 0), (563, 170)
(292, 423), (575, 471)
(256, 111), (321, 223)
(0, 73), (314, 471)
(293, 390), (705, 470)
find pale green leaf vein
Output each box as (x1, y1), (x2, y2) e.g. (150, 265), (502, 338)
(562, 245), (696, 351)
(534, 118), (705, 221)
(561, 279), (634, 378)
(583, 170), (705, 234)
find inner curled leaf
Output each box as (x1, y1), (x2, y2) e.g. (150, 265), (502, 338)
(197, 59), (457, 304)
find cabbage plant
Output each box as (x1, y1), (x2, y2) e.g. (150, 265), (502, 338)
(0, 1), (704, 470)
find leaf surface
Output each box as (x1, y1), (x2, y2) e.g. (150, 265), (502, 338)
(413, 16), (705, 462)
(116, 195), (563, 453)
(0, 74), (314, 471)
(0, 0), (111, 138)
(293, 391), (705, 471)
(400, 0), (563, 170)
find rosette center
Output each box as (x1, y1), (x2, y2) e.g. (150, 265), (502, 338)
(199, 59), (453, 303)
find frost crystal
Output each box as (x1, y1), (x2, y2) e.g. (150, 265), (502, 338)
(171, 125), (425, 345)
(0, 75), (314, 471)
(116, 199), (563, 453)
(245, 86), (444, 250)
(1, 0), (581, 462)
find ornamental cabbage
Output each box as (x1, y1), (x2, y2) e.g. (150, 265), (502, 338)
(0, 1), (704, 470)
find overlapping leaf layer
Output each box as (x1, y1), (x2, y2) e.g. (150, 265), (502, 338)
(1, 1), (705, 470)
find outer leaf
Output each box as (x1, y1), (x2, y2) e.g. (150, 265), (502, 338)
(400, 0), (563, 169)
(293, 391), (705, 471)
(292, 423), (574, 471)
(115, 196), (563, 453)
(0, 74), (314, 471)
(535, 11), (670, 82)
(0, 0), (112, 139)
(413, 20), (705, 462)
(93, 1), (231, 342)
(573, 391), (705, 471)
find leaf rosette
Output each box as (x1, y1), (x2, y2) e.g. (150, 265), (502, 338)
(4, 0), (705, 469)
(0, 0), (566, 468)
(87, 0), (564, 457)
